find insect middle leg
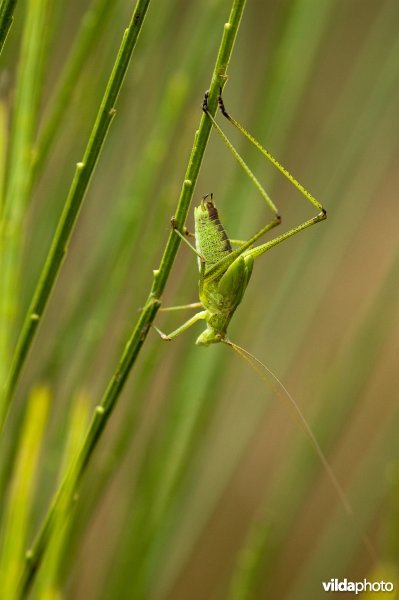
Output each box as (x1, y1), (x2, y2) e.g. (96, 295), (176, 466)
(159, 302), (203, 312)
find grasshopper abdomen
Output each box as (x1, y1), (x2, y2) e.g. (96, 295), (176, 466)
(194, 195), (232, 272)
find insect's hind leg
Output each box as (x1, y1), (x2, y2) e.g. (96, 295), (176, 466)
(243, 209), (326, 263)
(217, 89), (326, 217)
(202, 92), (281, 232)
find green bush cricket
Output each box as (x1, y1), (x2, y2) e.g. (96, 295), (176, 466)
(154, 89), (376, 558)
(155, 89), (326, 346)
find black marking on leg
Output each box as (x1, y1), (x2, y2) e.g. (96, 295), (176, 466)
(202, 90), (210, 112)
(218, 87), (231, 120)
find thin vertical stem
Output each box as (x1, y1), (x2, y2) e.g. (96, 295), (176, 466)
(32, 0), (118, 180)
(0, 0), (49, 421)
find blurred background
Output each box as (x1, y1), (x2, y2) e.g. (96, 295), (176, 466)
(1, 0), (399, 598)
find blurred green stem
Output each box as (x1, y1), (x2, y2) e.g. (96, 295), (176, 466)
(32, 0), (117, 181)
(0, 0), (151, 430)
(0, 386), (50, 599)
(0, 0), (49, 425)
(0, 100), (7, 216)
(0, 0), (17, 54)
(19, 0), (247, 592)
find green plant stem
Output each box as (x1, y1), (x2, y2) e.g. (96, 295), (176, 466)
(0, 0), (151, 430)
(0, 0), (48, 423)
(31, 391), (90, 599)
(0, 386), (49, 599)
(32, 0), (117, 181)
(0, 0), (17, 54)
(19, 0), (246, 592)
(0, 99), (7, 222)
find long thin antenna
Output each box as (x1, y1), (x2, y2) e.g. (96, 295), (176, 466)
(222, 338), (377, 561)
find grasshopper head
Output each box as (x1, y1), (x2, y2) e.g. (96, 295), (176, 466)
(196, 327), (223, 346)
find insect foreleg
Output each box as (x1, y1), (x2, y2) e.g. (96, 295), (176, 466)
(154, 310), (207, 341)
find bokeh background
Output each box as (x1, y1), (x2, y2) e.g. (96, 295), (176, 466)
(1, 0), (399, 598)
